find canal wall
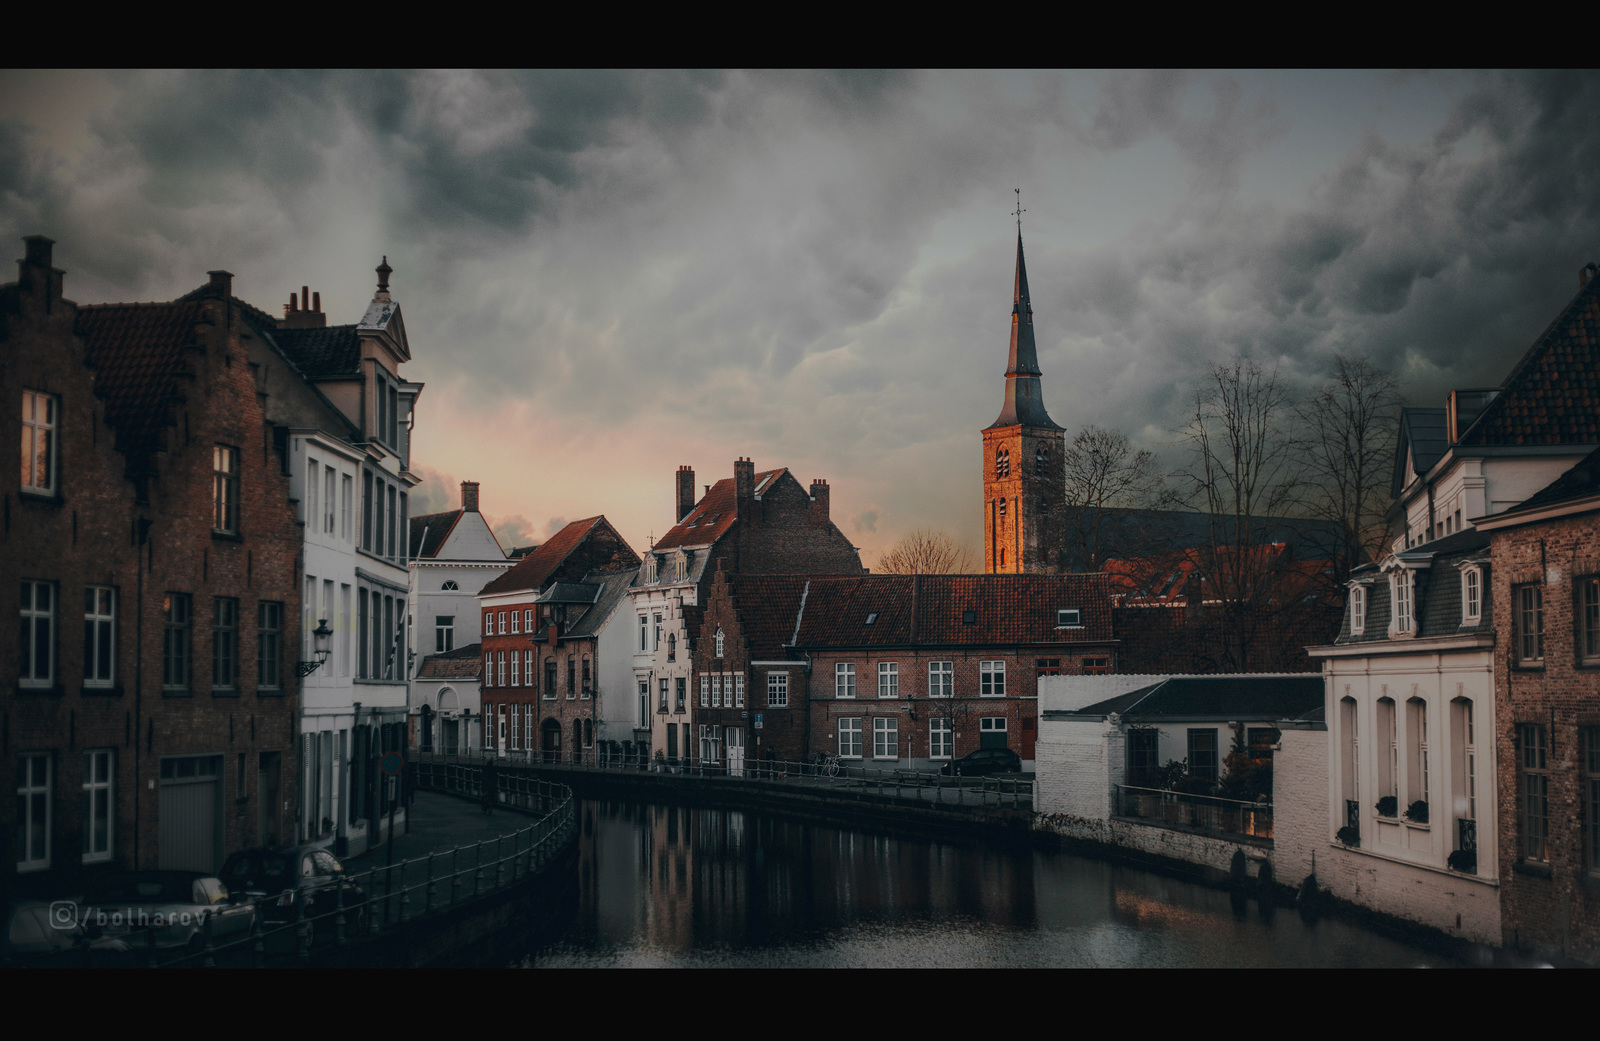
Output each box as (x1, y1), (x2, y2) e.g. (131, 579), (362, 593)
(1029, 812), (1272, 886)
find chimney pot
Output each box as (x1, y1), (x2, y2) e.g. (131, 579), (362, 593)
(461, 481), (480, 512)
(290, 292), (298, 312)
(734, 457), (755, 503)
(312, 291), (321, 312)
(207, 270), (233, 297)
(22, 235), (54, 269)
(675, 466), (696, 522)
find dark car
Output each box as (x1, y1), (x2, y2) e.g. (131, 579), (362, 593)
(3, 901), (135, 968)
(941, 748), (1023, 776)
(220, 846), (365, 935)
(79, 871), (255, 953)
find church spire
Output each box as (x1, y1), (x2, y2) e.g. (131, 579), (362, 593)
(987, 231), (1060, 430)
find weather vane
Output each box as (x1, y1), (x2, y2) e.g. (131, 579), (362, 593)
(1013, 188), (1025, 233)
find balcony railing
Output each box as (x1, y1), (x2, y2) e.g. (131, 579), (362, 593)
(1116, 784), (1273, 841)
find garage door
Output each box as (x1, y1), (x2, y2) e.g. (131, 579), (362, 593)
(158, 755), (222, 872)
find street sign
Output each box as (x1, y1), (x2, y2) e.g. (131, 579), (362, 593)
(381, 751), (405, 776)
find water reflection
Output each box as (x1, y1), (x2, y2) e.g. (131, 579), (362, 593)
(529, 800), (1455, 968)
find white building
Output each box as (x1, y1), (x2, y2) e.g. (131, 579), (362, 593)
(407, 479), (515, 751)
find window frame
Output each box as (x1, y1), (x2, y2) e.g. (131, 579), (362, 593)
(835, 662), (856, 699)
(20, 389), (59, 497)
(1348, 582), (1366, 635)
(873, 716), (899, 759)
(767, 671), (789, 708)
(212, 597), (239, 694)
(1187, 728), (1218, 782)
(980, 660), (1006, 697)
(16, 752), (52, 872)
(1389, 570), (1414, 636)
(928, 661), (953, 698)
(1514, 584), (1544, 666)
(1582, 727), (1600, 874)
(20, 579), (56, 689)
(1056, 608), (1081, 628)
(257, 601), (282, 692)
(435, 615), (454, 654)
(212, 445), (239, 534)
(162, 593), (192, 693)
(1517, 723), (1549, 863)
(838, 718), (863, 759)
(83, 585), (116, 689)
(1579, 576), (1600, 665)
(1459, 566), (1482, 626)
(930, 717), (953, 759)
(877, 661), (898, 699)
(82, 748), (114, 863)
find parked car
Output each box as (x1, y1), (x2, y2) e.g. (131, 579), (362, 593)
(941, 748), (1023, 776)
(220, 846), (366, 934)
(78, 871), (255, 954)
(3, 900), (135, 968)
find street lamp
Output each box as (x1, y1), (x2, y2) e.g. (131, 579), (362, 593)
(296, 619), (334, 677)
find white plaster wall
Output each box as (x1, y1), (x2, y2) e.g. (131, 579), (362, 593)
(1032, 814), (1272, 881)
(1035, 718), (1113, 818)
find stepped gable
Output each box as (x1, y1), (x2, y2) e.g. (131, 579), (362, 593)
(722, 575), (817, 658)
(74, 300), (208, 466)
(1458, 271), (1600, 447)
(410, 509), (464, 559)
(653, 468), (785, 551)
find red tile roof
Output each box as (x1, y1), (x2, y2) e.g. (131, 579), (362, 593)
(652, 469), (785, 551)
(723, 575), (816, 659)
(476, 516), (638, 598)
(75, 301), (208, 466)
(792, 574), (1117, 648)
(1459, 273), (1600, 447)
(416, 643), (483, 680)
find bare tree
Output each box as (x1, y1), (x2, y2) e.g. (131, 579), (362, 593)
(1293, 354), (1400, 584)
(1061, 425), (1175, 570)
(1179, 361), (1309, 670)
(875, 529), (975, 574)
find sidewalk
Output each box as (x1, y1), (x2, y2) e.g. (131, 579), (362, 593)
(343, 790), (533, 874)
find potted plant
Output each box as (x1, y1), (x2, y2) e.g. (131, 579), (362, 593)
(1375, 795), (1398, 818)
(1405, 800), (1429, 824)
(1447, 848), (1476, 873)
(1336, 825), (1360, 847)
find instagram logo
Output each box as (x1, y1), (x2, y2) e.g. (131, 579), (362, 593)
(48, 901), (78, 930)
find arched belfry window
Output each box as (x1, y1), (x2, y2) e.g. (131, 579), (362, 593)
(995, 448), (1010, 478)
(1035, 447), (1049, 475)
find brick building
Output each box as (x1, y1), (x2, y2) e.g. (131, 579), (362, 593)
(631, 459), (864, 763)
(982, 232), (1066, 575)
(1476, 446), (1600, 962)
(4, 237), (301, 899)
(476, 516), (638, 761)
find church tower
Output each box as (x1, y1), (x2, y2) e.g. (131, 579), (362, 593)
(983, 231), (1066, 574)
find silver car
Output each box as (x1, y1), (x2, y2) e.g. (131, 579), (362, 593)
(79, 871), (256, 955)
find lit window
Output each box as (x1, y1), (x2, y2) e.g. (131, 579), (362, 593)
(20, 390), (57, 496)
(20, 580), (55, 688)
(213, 446), (239, 533)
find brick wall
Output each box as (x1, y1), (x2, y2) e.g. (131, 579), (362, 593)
(728, 472), (862, 577)
(1492, 509), (1600, 962)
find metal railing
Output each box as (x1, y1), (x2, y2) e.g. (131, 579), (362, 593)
(1116, 784), (1273, 840)
(416, 748), (1033, 811)
(130, 774), (574, 968)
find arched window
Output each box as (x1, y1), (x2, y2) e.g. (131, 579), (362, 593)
(1377, 697), (1397, 814)
(441, 580), (459, 591)
(995, 447), (1010, 478)
(1451, 697), (1477, 863)
(1035, 447), (1049, 475)
(667, 632), (677, 661)
(714, 628), (725, 657)
(1340, 696), (1359, 829)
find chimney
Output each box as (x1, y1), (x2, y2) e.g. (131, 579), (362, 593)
(22, 235), (53, 270)
(676, 466), (696, 522)
(281, 286), (328, 328)
(207, 270), (233, 298)
(810, 479), (830, 524)
(461, 481), (480, 512)
(734, 457), (755, 505)
(1583, 262), (1598, 288)
(18, 235), (63, 309)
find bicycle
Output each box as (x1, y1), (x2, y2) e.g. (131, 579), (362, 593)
(810, 752), (840, 778)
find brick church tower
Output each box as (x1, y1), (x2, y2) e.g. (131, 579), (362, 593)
(983, 231), (1066, 574)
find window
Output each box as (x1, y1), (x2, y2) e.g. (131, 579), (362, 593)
(1340, 697), (1360, 825)
(980, 716), (1007, 749)
(510, 609), (520, 634)
(658, 678), (669, 711)
(1515, 585), (1544, 665)
(20, 580), (55, 688)
(510, 704), (520, 750)
(928, 661), (952, 698)
(567, 658), (576, 699)
(1583, 728), (1600, 873)
(1034, 446), (1049, 475)
(700, 676), (709, 707)
(1581, 577), (1600, 663)
(675, 677), (686, 711)
(485, 653), (493, 687)
(667, 633), (676, 662)
(213, 446), (239, 533)
(839, 718), (862, 759)
(1349, 584), (1366, 635)
(163, 593), (191, 691)
(82, 749), (113, 862)
(873, 717), (899, 759)
(1187, 729), (1218, 781)
(653, 614), (662, 651)
(711, 675), (722, 707)
(545, 660), (556, 700)
(84, 586), (115, 688)
(498, 651), (507, 688)
(523, 609), (533, 633)
(436, 615), (454, 654)
(1390, 571), (1414, 635)
(1128, 729), (1159, 787)
(714, 628), (725, 657)
(835, 663), (856, 699)
(341, 473), (353, 541)
(16, 753), (51, 871)
(258, 602), (282, 690)
(1460, 567), (1481, 625)
(1082, 657), (1110, 674)
(735, 674), (744, 708)
(440, 580), (458, 591)
(307, 457), (319, 530)
(878, 662), (898, 698)
(21, 390), (58, 496)
(995, 447), (1009, 478)
(639, 615), (649, 652)
(768, 671), (789, 707)
(1036, 659), (1061, 677)
(510, 650), (520, 687)
(1056, 608), (1080, 627)
(484, 610), (494, 636)
(930, 718), (952, 759)
(212, 598), (238, 693)
(582, 658), (591, 698)
(1451, 698), (1477, 861)
(1377, 697), (1397, 810)
(980, 660), (1005, 697)
(1406, 698), (1428, 811)
(1517, 724), (1549, 862)
(498, 611), (508, 636)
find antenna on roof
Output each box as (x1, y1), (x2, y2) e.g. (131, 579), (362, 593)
(1013, 187), (1025, 234)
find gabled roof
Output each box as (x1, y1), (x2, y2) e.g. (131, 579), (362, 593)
(723, 575), (815, 660)
(410, 510), (464, 559)
(477, 516), (636, 597)
(1075, 675), (1324, 721)
(652, 469), (785, 552)
(1392, 407), (1449, 495)
(1334, 529), (1491, 645)
(270, 324), (363, 378)
(1061, 507), (1347, 571)
(1494, 444), (1600, 518)
(74, 300), (208, 465)
(792, 574), (1116, 648)
(1457, 271), (1600, 448)
(563, 571), (638, 640)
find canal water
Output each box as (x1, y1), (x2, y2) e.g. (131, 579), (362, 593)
(522, 799), (1461, 968)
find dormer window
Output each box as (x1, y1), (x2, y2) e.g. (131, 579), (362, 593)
(1057, 608), (1081, 627)
(1460, 565), (1482, 626)
(1349, 584), (1367, 635)
(1389, 570), (1415, 637)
